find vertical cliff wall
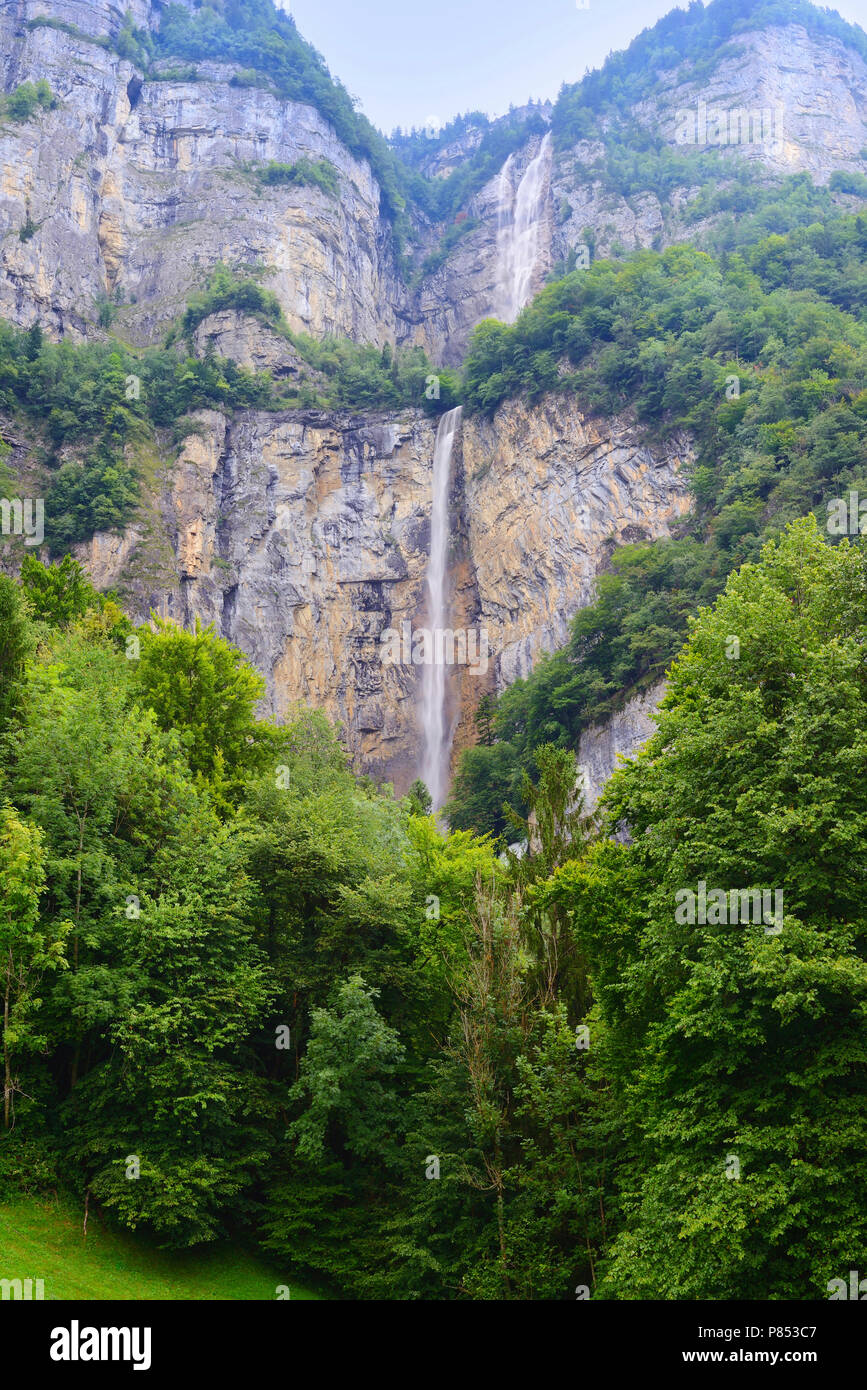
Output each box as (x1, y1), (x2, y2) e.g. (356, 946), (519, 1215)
(0, 2), (405, 345)
(69, 395), (691, 794)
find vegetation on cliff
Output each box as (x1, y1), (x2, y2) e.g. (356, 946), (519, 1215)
(155, 0), (410, 228)
(0, 264), (460, 552)
(552, 0), (867, 148)
(448, 214), (867, 830)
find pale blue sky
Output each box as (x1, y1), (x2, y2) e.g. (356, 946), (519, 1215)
(278, 0), (865, 135)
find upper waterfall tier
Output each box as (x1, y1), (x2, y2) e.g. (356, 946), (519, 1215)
(495, 132), (554, 324)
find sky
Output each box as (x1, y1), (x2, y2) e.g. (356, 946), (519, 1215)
(278, 0), (866, 135)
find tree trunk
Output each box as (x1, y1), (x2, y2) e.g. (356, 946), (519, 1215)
(3, 948), (11, 1130)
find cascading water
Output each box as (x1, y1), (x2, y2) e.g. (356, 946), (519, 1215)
(420, 405), (462, 811)
(495, 151), (516, 320)
(495, 130), (553, 323)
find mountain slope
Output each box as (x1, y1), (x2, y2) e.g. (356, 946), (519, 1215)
(1, 0), (866, 798)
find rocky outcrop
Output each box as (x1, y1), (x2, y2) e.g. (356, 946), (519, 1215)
(577, 679), (666, 816)
(461, 396), (693, 689)
(0, 6), (404, 345)
(77, 406), (440, 791)
(646, 25), (867, 181)
(11, 0), (157, 42)
(191, 310), (308, 380)
(402, 167), (512, 367)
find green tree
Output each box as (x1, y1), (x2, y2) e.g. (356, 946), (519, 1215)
(0, 575), (33, 728)
(506, 744), (592, 1007)
(0, 806), (68, 1129)
(133, 618), (266, 792)
(404, 778), (432, 816)
(65, 815), (274, 1246)
(474, 693), (497, 746)
(262, 975), (407, 1293)
(555, 518), (867, 1298)
(445, 741), (522, 839)
(19, 554), (97, 627)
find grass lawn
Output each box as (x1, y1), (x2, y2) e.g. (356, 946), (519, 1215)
(0, 1195), (322, 1300)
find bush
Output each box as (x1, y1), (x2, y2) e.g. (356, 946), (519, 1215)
(3, 81), (55, 123)
(259, 158), (339, 197)
(829, 169), (867, 198)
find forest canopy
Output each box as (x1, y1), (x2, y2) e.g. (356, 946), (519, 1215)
(1, 522), (864, 1298)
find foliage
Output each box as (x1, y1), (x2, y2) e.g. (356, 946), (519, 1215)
(0, 806), (68, 1130)
(450, 216), (867, 823)
(0, 520), (864, 1295)
(548, 519), (867, 1298)
(1, 81), (55, 124)
(444, 742), (524, 841)
(19, 554), (99, 627)
(404, 779), (432, 817)
(0, 575), (33, 730)
(131, 618), (267, 796)
(258, 158), (339, 196)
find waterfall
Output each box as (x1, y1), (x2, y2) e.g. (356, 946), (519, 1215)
(495, 131), (553, 323)
(420, 405), (462, 812)
(495, 151), (516, 321)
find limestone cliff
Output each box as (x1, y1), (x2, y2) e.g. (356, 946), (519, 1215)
(461, 397), (692, 689)
(71, 395), (690, 794)
(75, 405), (439, 789)
(0, 1), (404, 346)
(577, 680), (667, 817)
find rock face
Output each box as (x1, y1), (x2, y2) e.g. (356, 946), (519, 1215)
(12, 0), (157, 41)
(577, 680), (667, 817)
(461, 397), (693, 689)
(0, 3), (404, 345)
(191, 310), (308, 380)
(77, 406), (440, 790)
(72, 395), (690, 794)
(647, 25), (867, 182)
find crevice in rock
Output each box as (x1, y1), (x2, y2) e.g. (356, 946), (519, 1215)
(221, 584), (238, 642)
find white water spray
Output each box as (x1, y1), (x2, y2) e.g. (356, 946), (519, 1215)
(495, 131), (553, 322)
(420, 405), (462, 811)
